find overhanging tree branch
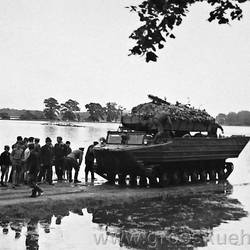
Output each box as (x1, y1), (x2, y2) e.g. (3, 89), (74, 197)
(128, 0), (247, 62)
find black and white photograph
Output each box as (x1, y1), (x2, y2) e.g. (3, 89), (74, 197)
(0, 0), (250, 249)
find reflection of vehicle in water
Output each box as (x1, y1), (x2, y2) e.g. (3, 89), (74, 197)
(94, 95), (250, 186)
(0, 183), (247, 250)
(89, 183), (247, 249)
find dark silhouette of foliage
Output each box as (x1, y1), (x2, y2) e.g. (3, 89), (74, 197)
(216, 110), (250, 126)
(216, 113), (227, 124)
(61, 99), (80, 121)
(85, 103), (105, 122)
(0, 112), (10, 120)
(20, 111), (40, 120)
(43, 97), (61, 121)
(76, 113), (81, 122)
(128, 0), (247, 62)
(105, 102), (119, 122)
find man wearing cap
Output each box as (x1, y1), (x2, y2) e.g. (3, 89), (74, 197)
(64, 147), (84, 183)
(85, 141), (98, 182)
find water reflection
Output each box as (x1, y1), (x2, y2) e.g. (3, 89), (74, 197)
(0, 183), (248, 249)
(26, 219), (39, 250)
(89, 184), (247, 249)
(43, 125), (58, 139)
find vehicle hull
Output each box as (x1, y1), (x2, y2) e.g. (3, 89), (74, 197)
(93, 136), (249, 185)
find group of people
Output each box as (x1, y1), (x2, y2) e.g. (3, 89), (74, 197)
(0, 136), (98, 197)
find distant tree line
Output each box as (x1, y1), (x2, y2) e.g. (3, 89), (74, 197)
(0, 109), (44, 120)
(43, 97), (125, 122)
(43, 98), (81, 121)
(85, 102), (125, 122)
(0, 98), (125, 122)
(216, 111), (250, 126)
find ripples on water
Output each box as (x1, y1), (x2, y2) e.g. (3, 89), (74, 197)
(0, 122), (250, 249)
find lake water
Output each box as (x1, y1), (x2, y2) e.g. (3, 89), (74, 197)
(0, 121), (250, 250)
(0, 120), (120, 181)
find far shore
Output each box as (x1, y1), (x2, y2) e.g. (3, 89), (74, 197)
(0, 119), (249, 127)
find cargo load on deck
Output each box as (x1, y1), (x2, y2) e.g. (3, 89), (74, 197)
(122, 94), (216, 133)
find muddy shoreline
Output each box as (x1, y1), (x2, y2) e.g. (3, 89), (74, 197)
(1, 182), (249, 249)
(0, 182), (243, 220)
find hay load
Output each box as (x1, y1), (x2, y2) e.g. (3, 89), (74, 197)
(122, 95), (216, 132)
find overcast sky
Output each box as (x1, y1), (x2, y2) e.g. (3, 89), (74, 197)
(0, 0), (249, 116)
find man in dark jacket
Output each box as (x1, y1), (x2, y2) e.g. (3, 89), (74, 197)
(85, 141), (98, 182)
(39, 137), (54, 185)
(27, 144), (43, 197)
(0, 145), (11, 186)
(64, 148), (84, 183)
(54, 136), (67, 182)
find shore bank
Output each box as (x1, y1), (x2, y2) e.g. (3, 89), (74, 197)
(1, 182), (249, 249)
(0, 181), (243, 220)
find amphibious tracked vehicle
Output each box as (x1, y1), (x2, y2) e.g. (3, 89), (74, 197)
(93, 95), (249, 186)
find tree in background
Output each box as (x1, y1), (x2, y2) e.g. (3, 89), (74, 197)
(128, 0), (247, 62)
(105, 102), (119, 122)
(85, 103), (105, 122)
(237, 111), (250, 126)
(76, 113), (81, 122)
(216, 111), (250, 126)
(226, 112), (238, 125)
(43, 97), (61, 121)
(216, 113), (227, 125)
(20, 111), (39, 120)
(60, 99), (80, 121)
(0, 112), (10, 120)
(118, 105), (126, 119)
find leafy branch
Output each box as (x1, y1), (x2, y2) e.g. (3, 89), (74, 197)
(128, 0), (247, 62)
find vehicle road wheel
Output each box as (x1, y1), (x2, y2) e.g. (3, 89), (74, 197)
(118, 174), (126, 186)
(218, 168), (226, 180)
(129, 174), (137, 186)
(199, 170), (207, 182)
(208, 169), (216, 181)
(159, 173), (171, 187)
(107, 172), (116, 185)
(139, 176), (147, 187)
(172, 171), (181, 185)
(182, 171), (189, 184)
(149, 177), (158, 187)
(225, 162), (234, 179)
(191, 171), (198, 183)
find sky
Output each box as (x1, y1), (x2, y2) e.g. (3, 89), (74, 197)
(0, 0), (249, 116)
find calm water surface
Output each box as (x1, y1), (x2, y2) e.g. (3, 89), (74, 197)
(0, 122), (250, 250)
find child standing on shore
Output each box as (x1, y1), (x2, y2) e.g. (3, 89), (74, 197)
(0, 146), (11, 186)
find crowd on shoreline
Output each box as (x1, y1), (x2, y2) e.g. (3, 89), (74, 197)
(0, 136), (98, 197)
